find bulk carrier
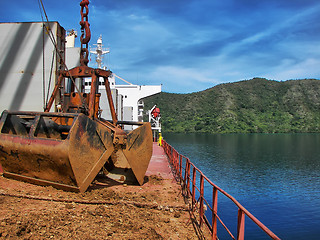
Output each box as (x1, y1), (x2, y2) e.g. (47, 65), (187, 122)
(0, 1), (280, 239)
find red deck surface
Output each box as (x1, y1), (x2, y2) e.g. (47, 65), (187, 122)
(145, 143), (174, 179)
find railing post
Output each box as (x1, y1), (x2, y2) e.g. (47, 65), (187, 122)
(171, 149), (174, 168)
(172, 149), (174, 166)
(179, 155), (183, 182)
(175, 151), (178, 172)
(212, 187), (218, 240)
(192, 167), (196, 211)
(199, 174), (204, 227)
(237, 209), (245, 240)
(174, 150), (178, 171)
(162, 141), (168, 155)
(175, 151), (178, 179)
(186, 159), (191, 197)
(166, 144), (169, 158)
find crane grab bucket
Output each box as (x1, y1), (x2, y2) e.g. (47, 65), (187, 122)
(0, 67), (153, 192)
(0, 111), (115, 192)
(0, 111), (153, 192)
(0, 1), (153, 192)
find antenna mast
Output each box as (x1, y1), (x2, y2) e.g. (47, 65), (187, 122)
(90, 36), (110, 69)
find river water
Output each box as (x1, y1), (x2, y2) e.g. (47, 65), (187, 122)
(163, 133), (320, 240)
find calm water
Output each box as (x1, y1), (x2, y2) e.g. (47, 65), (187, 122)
(163, 133), (320, 240)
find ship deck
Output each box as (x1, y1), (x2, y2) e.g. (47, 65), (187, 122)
(0, 143), (206, 239)
(146, 142), (175, 179)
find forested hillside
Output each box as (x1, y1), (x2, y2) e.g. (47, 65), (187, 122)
(142, 78), (320, 133)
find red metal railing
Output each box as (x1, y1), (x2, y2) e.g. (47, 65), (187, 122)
(162, 140), (280, 240)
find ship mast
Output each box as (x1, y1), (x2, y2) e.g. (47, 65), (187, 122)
(90, 35), (110, 69)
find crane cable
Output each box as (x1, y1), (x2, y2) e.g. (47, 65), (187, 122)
(37, 0), (46, 110)
(113, 73), (134, 85)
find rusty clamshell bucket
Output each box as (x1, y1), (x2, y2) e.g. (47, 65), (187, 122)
(0, 0), (154, 191)
(0, 111), (152, 192)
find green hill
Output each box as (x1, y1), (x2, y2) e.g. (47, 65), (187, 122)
(142, 78), (320, 133)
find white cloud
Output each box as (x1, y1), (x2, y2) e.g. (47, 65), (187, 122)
(268, 58), (320, 80)
(4, 0), (320, 93)
(222, 3), (320, 57)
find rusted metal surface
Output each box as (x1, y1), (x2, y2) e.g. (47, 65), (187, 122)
(162, 140), (281, 240)
(0, 65), (151, 192)
(122, 122), (153, 185)
(79, 0), (91, 66)
(0, 112), (114, 192)
(96, 119), (153, 185)
(0, 67), (153, 191)
(103, 73), (118, 124)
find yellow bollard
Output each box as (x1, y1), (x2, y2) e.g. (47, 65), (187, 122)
(158, 133), (163, 146)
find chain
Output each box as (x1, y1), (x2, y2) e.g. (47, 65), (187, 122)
(80, 0), (91, 66)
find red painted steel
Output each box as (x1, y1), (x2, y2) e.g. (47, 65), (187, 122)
(199, 174), (204, 227)
(179, 155), (182, 181)
(237, 209), (245, 240)
(192, 167), (196, 212)
(162, 140), (281, 240)
(212, 187), (218, 240)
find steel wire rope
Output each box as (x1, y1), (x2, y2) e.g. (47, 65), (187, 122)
(38, 0), (90, 113)
(46, 51), (55, 108)
(113, 73), (134, 85)
(38, 1), (55, 109)
(42, 28), (46, 110)
(37, 0), (46, 110)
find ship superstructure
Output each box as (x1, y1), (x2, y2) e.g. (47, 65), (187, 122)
(86, 36), (161, 129)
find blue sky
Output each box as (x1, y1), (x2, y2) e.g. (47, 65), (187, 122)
(2, 0), (320, 93)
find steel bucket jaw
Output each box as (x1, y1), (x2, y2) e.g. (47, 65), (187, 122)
(67, 114), (115, 192)
(122, 122), (153, 185)
(0, 112), (116, 192)
(102, 122), (153, 185)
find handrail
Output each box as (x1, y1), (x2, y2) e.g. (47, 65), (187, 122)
(162, 139), (280, 240)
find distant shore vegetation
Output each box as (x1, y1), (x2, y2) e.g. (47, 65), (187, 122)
(143, 78), (320, 133)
